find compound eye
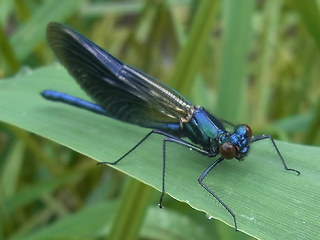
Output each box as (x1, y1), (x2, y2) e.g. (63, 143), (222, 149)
(219, 142), (236, 159)
(242, 124), (252, 139)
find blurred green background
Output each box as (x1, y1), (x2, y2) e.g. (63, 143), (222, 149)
(1, 0), (320, 239)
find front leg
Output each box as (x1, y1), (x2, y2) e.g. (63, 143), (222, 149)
(159, 135), (214, 208)
(251, 135), (300, 175)
(197, 157), (238, 231)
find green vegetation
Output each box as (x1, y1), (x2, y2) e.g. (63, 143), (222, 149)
(1, 1), (320, 239)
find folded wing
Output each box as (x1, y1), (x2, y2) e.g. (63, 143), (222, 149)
(47, 22), (193, 128)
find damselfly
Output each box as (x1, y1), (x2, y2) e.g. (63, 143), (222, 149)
(42, 22), (300, 231)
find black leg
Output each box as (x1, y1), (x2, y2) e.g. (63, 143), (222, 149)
(97, 129), (208, 166)
(198, 157), (238, 231)
(159, 138), (167, 208)
(251, 135), (300, 175)
(97, 127), (213, 206)
(97, 130), (155, 165)
(158, 135), (214, 208)
(97, 129), (177, 165)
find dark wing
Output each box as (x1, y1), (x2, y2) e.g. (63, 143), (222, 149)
(47, 22), (193, 128)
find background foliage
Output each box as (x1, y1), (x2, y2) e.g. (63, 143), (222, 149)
(1, 0), (320, 240)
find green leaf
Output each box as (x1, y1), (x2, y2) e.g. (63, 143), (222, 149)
(9, 202), (215, 240)
(0, 66), (319, 239)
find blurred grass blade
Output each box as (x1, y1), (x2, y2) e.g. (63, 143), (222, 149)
(0, 67), (319, 239)
(9, 200), (117, 240)
(80, 1), (144, 17)
(291, 0), (320, 50)
(216, 0), (254, 121)
(304, 101), (320, 144)
(275, 111), (314, 133)
(109, 179), (152, 240)
(254, 0), (281, 123)
(170, 0), (219, 95)
(7, 126), (62, 174)
(0, 140), (24, 197)
(0, 24), (20, 74)
(4, 170), (83, 213)
(0, 0), (14, 24)
(9, 0), (80, 62)
(15, 0), (31, 21)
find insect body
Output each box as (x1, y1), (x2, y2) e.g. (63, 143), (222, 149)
(42, 22), (300, 231)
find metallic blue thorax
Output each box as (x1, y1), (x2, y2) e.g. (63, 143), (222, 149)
(183, 107), (250, 159)
(183, 107), (225, 147)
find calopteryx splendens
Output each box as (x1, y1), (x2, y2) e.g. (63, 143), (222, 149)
(41, 22), (300, 231)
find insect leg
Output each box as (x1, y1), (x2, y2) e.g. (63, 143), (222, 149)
(197, 157), (238, 231)
(97, 129), (190, 166)
(251, 135), (300, 175)
(159, 136), (214, 208)
(97, 130), (156, 165)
